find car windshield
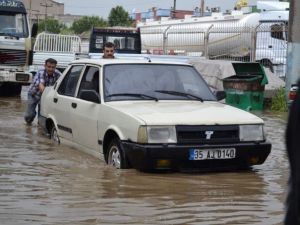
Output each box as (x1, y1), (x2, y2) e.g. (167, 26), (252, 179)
(0, 13), (29, 38)
(104, 64), (216, 102)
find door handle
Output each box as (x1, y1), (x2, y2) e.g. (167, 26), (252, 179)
(71, 102), (77, 108)
(53, 98), (58, 103)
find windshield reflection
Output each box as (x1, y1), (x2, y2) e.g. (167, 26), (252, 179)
(104, 64), (216, 102)
(0, 14), (28, 38)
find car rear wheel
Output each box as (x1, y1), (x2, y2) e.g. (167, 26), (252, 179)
(50, 125), (60, 144)
(107, 138), (129, 169)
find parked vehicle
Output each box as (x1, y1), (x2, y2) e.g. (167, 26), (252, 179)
(288, 84), (298, 108)
(88, 26), (199, 63)
(39, 58), (271, 172)
(30, 32), (83, 74)
(0, 0), (38, 96)
(137, 1), (289, 77)
(89, 26), (141, 55)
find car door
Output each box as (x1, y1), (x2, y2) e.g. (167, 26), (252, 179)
(53, 65), (84, 141)
(71, 65), (101, 151)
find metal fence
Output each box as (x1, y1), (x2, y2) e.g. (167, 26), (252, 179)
(34, 33), (82, 53)
(140, 22), (288, 76)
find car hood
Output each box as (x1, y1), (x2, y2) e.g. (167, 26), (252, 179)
(106, 101), (263, 125)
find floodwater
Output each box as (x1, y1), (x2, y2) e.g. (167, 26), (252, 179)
(0, 88), (289, 225)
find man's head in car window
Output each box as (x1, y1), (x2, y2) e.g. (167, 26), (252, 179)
(44, 58), (58, 76)
(103, 42), (115, 59)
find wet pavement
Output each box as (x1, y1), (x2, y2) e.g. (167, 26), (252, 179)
(0, 88), (289, 225)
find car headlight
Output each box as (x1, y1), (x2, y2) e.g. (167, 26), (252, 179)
(239, 124), (264, 142)
(137, 126), (177, 144)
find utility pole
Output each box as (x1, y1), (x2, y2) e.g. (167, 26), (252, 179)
(29, 0), (32, 22)
(200, 0), (205, 16)
(32, 10), (40, 25)
(172, 0), (176, 18)
(285, 0), (300, 97)
(40, 1), (53, 32)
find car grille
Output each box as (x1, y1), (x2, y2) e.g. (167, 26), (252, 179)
(0, 49), (27, 66)
(176, 125), (239, 144)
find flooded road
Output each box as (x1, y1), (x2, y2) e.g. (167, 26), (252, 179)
(0, 89), (289, 225)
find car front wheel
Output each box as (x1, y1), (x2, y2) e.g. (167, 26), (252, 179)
(50, 125), (60, 144)
(107, 138), (129, 169)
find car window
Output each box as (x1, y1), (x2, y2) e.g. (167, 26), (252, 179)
(104, 64), (216, 101)
(57, 65), (83, 96)
(77, 66), (100, 98)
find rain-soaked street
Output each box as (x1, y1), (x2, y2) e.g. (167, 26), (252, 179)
(0, 88), (289, 225)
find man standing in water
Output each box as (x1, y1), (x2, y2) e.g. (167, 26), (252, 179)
(24, 58), (61, 125)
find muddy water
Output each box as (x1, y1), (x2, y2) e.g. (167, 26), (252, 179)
(0, 89), (289, 225)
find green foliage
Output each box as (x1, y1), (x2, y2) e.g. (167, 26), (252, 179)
(38, 19), (66, 34)
(108, 6), (132, 27)
(60, 27), (75, 35)
(270, 87), (288, 112)
(71, 16), (107, 34)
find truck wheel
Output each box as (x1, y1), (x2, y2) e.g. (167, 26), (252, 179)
(0, 83), (22, 96)
(107, 138), (130, 169)
(50, 125), (60, 144)
(11, 84), (22, 96)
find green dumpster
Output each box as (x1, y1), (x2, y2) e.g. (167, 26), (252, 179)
(222, 63), (268, 111)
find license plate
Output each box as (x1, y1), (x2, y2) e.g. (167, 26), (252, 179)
(189, 148), (236, 160)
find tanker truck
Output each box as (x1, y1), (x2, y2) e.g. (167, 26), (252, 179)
(137, 1), (289, 77)
(0, 0), (38, 96)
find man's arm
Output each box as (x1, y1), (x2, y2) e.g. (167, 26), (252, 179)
(38, 83), (45, 93)
(37, 70), (46, 93)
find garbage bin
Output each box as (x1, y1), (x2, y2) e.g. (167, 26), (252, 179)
(223, 63), (268, 111)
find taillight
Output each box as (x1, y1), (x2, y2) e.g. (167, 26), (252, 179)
(289, 90), (297, 100)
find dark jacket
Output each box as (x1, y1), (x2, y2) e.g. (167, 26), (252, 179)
(285, 80), (300, 225)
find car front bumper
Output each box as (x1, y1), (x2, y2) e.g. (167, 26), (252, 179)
(122, 141), (271, 172)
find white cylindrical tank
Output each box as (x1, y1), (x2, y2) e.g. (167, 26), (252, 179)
(137, 13), (260, 56)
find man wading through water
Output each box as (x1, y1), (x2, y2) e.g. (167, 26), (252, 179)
(24, 58), (61, 125)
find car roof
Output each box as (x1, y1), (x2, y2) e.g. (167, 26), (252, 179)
(70, 58), (191, 67)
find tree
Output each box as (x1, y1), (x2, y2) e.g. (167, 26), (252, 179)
(108, 6), (132, 27)
(71, 16), (107, 34)
(38, 19), (65, 34)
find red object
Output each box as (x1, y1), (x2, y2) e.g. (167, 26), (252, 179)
(289, 90), (298, 100)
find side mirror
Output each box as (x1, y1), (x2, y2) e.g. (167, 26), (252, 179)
(79, 90), (101, 103)
(215, 90), (226, 101)
(31, 23), (38, 38)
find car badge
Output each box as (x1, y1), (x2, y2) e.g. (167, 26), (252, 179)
(205, 131), (214, 140)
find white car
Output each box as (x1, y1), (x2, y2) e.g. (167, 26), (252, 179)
(39, 58), (271, 172)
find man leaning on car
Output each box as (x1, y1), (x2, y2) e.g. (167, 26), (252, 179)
(24, 58), (61, 125)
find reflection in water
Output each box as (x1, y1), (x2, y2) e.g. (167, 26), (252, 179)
(0, 90), (289, 225)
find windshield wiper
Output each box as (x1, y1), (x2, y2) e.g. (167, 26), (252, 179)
(106, 93), (158, 101)
(155, 90), (203, 102)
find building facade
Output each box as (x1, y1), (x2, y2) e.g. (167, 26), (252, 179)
(21, 0), (64, 22)
(20, 0), (83, 28)
(130, 7), (195, 23)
